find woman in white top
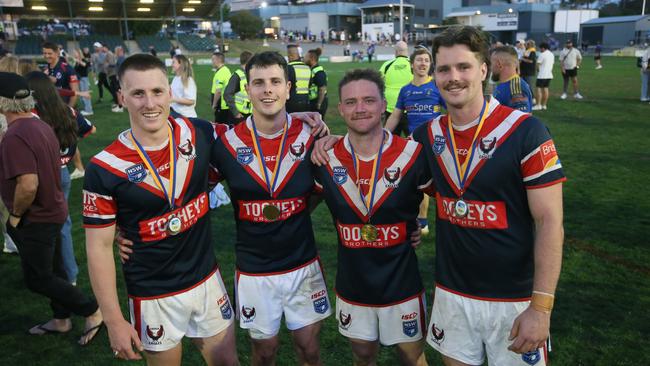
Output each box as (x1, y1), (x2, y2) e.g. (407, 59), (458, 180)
(170, 54), (198, 118)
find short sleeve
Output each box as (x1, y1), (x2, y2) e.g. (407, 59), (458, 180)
(314, 71), (327, 87)
(74, 109), (94, 137)
(1, 135), (37, 179)
(186, 78), (197, 101)
(520, 117), (566, 189)
(82, 162), (117, 227)
(395, 87), (406, 110)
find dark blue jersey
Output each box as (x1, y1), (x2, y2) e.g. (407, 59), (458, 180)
(314, 133), (432, 305)
(412, 99), (565, 300)
(395, 78), (446, 133)
(83, 116), (218, 298)
(492, 76), (533, 113)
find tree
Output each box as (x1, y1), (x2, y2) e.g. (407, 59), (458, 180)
(229, 11), (263, 40)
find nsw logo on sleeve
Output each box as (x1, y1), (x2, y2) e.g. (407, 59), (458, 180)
(332, 166), (348, 185)
(433, 135), (446, 155)
(126, 163), (147, 183)
(237, 147), (254, 165)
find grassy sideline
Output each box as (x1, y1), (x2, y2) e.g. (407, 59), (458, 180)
(0, 56), (648, 365)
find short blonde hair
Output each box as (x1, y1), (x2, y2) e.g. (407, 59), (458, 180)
(0, 95), (36, 114)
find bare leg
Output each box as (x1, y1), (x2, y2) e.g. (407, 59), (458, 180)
(144, 343), (183, 366)
(542, 88), (549, 107)
(192, 323), (239, 366)
(251, 335), (280, 366)
(291, 321), (323, 366)
(72, 147), (84, 172)
(349, 338), (380, 366)
(441, 354), (476, 366)
(395, 340), (428, 366)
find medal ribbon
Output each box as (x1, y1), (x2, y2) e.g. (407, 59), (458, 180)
(445, 99), (489, 196)
(129, 121), (177, 209)
(249, 117), (289, 197)
(349, 131), (386, 217)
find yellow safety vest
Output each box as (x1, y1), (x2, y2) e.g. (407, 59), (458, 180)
(309, 65), (326, 101)
(234, 69), (251, 115)
(289, 61), (311, 95)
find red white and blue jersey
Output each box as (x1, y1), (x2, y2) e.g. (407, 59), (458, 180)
(412, 98), (566, 300)
(314, 132), (433, 305)
(211, 115), (318, 274)
(46, 60), (78, 103)
(82, 116), (218, 298)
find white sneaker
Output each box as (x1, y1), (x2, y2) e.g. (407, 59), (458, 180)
(595, 65), (602, 69)
(111, 106), (124, 112)
(70, 169), (85, 180)
(542, 105), (547, 110)
(3, 233), (18, 254)
(80, 110), (93, 116)
(560, 93), (567, 100)
(532, 104), (543, 111)
(574, 93), (584, 100)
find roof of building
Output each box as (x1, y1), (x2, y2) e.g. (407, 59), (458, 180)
(581, 15), (650, 25)
(447, 3), (556, 17)
(358, 0), (415, 9)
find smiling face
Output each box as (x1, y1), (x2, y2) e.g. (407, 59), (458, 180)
(412, 52), (432, 78)
(118, 67), (172, 138)
(42, 47), (58, 67)
(338, 79), (386, 136)
(246, 64), (290, 119)
(434, 44), (487, 111)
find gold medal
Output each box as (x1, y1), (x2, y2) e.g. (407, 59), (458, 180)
(361, 224), (378, 242)
(454, 199), (468, 218)
(167, 216), (182, 235)
(262, 204), (281, 221)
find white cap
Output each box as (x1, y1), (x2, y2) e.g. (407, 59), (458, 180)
(93, 42), (102, 48)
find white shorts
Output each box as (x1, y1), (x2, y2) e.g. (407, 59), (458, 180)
(336, 292), (426, 346)
(128, 269), (234, 352)
(235, 257), (332, 338)
(426, 286), (548, 366)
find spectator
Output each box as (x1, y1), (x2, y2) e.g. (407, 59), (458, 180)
(43, 42), (79, 108)
(533, 42), (555, 111)
(559, 40), (583, 100)
(367, 42), (376, 63)
(170, 54), (198, 118)
(594, 42), (603, 69)
(520, 40), (537, 96)
(641, 46), (650, 102)
(73, 48), (93, 116)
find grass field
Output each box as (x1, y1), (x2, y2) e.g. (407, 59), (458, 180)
(0, 55), (648, 365)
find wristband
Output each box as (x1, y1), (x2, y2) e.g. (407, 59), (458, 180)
(530, 291), (554, 314)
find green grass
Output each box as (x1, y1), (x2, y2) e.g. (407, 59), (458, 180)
(0, 56), (649, 365)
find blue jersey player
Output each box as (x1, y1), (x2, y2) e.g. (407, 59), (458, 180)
(490, 46), (533, 113)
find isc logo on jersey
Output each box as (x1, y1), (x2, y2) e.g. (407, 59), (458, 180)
(311, 290), (329, 314)
(217, 294), (232, 320)
(337, 222), (406, 248)
(436, 194), (508, 229)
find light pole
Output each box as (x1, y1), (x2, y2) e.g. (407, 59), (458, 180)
(220, 1), (227, 50)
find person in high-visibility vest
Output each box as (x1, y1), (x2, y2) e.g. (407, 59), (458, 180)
(305, 48), (328, 119)
(223, 51), (253, 125)
(286, 44), (311, 113)
(210, 51), (232, 124)
(379, 41), (412, 136)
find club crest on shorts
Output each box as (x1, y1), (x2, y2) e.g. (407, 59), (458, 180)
(146, 324), (164, 345)
(383, 167), (401, 188)
(126, 163), (147, 183)
(522, 350), (542, 365)
(430, 323), (445, 345)
(479, 136), (497, 159)
(312, 297), (329, 314)
(177, 139), (197, 161)
(339, 311), (352, 330)
(433, 135), (446, 155)
(402, 320), (418, 337)
(241, 305), (256, 323)
(289, 142), (306, 161)
(237, 147), (254, 165)
(333, 166), (348, 185)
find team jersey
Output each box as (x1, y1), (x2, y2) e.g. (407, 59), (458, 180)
(395, 78), (446, 133)
(412, 98), (566, 300)
(379, 56), (412, 113)
(211, 115), (318, 274)
(82, 116), (218, 298)
(492, 75), (533, 113)
(46, 60), (79, 92)
(314, 132), (433, 305)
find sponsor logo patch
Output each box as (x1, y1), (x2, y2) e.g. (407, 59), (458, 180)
(238, 197), (307, 223)
(336, 222), (406, 248)
(126, 163), (147, 183)
(339, 311), (352, 330)
(522, 350), (542, 365)
(237, 147), (254, 165)
(432, 135), (446, 155)
(436, 193), (508, 230)
(217, 294), (232, 320)
(478, 136), (497, 159)
(146, 324), (164, 345)
(403, 320), (418, 337)
(289, 142), (306, 161)
(333, 166), (348, 185)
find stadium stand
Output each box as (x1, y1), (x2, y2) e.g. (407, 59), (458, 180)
(14, 35), (45, 55)
(136, 35), (173, 55)
(177, 34), (216, 52)
(78, 35), (127, 52)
